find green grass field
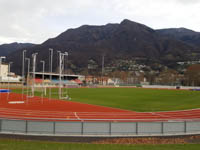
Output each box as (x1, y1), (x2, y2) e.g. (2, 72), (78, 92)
(5, 88), (200, 149)
(12, 87), (200, 112)
(0, 139), (200, 150)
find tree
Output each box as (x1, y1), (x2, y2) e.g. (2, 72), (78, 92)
(157, 69), (179, 85)
(185, 64), (200, 86)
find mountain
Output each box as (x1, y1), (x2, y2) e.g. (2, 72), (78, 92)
(0, 42), (35, 56)
(157, 28), (200, 47)
(6, 19), (200, 75)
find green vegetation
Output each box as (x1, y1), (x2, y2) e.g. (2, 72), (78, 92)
(0, 139), (200, 150)
(12, 87), (200, 112)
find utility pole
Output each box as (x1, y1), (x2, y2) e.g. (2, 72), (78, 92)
(22, 50), (26, 100)
(7, 62), (13, 101)
(49, 48), (53, 99)
(59, 52), (68, 99)
(57, 51), (61, 73)
(32, 53), (38, 97)
(25, 58), (30, 101)
(40, 60), (45, 103)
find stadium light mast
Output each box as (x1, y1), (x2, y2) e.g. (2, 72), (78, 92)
(49, 48), (53, 99)
(7, 62), (13, 101)
(59, 51), (68, 99)
(40, 60), (45, 103)
(22, 50), (26, 100)
(31, 53), (38, 97)
(57, 51), (61, 71)
(25, 58), (30, 101)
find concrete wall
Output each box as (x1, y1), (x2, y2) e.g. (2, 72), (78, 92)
(0, 119), (200, 136)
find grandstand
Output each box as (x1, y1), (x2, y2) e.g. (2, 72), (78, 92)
(27, 72), (84, 87)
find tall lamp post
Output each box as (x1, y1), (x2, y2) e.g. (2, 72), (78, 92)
(49, 48), (53, 99)
(7, 62), (13, 101)
(57, 51), (61, 71)
(25, 58), (30, 101)
(59, 52), (68, 99)
(22, 50), (26, 100)
(40, 60), (45, 103)
(31, 53), (38, 97)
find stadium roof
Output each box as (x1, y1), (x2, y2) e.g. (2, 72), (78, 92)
(30, 72), (84, 77)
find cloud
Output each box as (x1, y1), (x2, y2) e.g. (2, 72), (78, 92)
(0, 0), (200, 44)
(176, 0), (200, 5)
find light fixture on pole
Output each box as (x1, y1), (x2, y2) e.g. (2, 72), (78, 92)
(57, 51), (61, 70)
(22, 50), (26, 100)
(40, 60), (45, 104)
(59, 51), (68, 99)
(7, 62), (13, 101)
(49, 48), (53, 100)
(31, 53), (38, 97)
(25, 58), (30, 101)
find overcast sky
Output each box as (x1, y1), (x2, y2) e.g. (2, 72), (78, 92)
(0, 0), (200, 44)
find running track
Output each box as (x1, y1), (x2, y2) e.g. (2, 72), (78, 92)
(0, 93), (200, 122)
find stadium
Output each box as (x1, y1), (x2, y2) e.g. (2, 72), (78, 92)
(1, 52), (200, 137)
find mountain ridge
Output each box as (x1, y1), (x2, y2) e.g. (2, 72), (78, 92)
(0, 42), (36, 56)
(4, 19), (200, 75)
(157, 27), (200, 47)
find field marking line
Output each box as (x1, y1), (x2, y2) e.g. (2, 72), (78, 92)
(1, 115), (199, 122)
(0, 107), (75, 114)
(74, 112), (81, 120)
(151, 112), (174, 119)
(1, 107), (200, 120)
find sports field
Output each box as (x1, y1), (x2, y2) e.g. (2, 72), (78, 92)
(1, 87), (200, 149)
(12, 87), (200, 112)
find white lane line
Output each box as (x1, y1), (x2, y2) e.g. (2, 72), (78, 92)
(74, 112), (81, 120)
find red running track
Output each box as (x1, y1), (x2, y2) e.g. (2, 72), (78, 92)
(0, 92), (200, 122)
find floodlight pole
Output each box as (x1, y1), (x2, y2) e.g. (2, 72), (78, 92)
(22, 50), (26, 100)
(7, 62), (13, 101)
(57, 51), (61, 71)
(49, 48), (53, 99)
(25, 58), (30, 101)
(59, 52), (62, 99)
(66, 52), (68, 74)
(32, 53), (38, 97)
(59, 52), (68, 99)
(57, 51), (61, 98)
(0, 56), (6, 101)
(40, 60), (45, 103)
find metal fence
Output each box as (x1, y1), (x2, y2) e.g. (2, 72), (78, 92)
(0, 118), (200, 136)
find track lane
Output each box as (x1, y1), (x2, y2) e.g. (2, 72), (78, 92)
(0, 93), (200, 122)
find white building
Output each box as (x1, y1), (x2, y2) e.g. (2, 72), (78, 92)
(0, 64), (8, 78)
(0, 63), (21, 83)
